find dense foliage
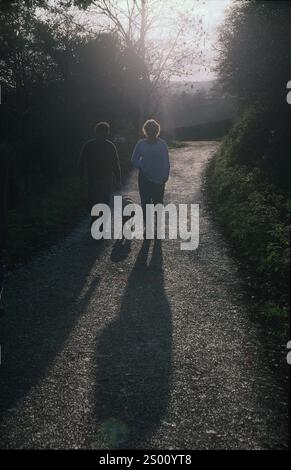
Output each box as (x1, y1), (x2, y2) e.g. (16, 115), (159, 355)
(0, 2), (142, 190)
(0, 1), (144, 260)
(209, 0), (291, 319)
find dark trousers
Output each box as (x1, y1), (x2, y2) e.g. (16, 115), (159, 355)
(88, 179), (112, 211)
(88, 179), (112, 227)
(138, 172), (165, 227)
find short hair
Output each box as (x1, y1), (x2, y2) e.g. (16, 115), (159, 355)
(142, 119), (160, 139)
(95, 121), (110, 136)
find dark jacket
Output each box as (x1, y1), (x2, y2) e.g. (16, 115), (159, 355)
(79, 138), (121, 189)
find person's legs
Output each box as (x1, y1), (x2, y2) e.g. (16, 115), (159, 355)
(88, 186), (97, 228)
(89, 180), (111, 230)
(138, 172), (152, 227)
(152, 182), (165, 205)
(152, 182), (165, 238)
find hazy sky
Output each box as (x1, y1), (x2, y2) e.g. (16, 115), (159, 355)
(144, 0), (236, 81)
(43, 0), (236, 82)
(174, 0), (235, 81)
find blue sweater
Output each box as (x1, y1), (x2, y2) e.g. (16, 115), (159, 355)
(131, 138), (170, 184)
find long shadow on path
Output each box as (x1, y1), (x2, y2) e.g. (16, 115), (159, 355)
(0, 236), (102, 421)
(94, 239), (172, 448)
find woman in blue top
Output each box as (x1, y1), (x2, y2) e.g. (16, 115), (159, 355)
(131, 119), (170, 226)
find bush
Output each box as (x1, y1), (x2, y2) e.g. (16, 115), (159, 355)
(207, 111), (290, 321)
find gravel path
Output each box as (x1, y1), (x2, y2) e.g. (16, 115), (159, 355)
(0, 142), (288, 449)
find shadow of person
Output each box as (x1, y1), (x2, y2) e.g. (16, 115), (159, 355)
(94, 238), (172, 448)
(0, 234), (102, 418)
(110, 238), (132, 263)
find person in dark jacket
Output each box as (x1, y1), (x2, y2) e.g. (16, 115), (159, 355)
(79, 122), (121, 225)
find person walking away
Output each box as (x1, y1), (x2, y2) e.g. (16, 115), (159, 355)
(131, 119), (170, 236)
(79, 122), (121, 227)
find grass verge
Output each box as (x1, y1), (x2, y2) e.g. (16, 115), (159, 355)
(206, 113), (290, 331)
(7, 176), (86, 264)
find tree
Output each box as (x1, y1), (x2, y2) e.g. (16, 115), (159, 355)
(0, 1), (144, 193)
(0, 1), (62, 189)
(216, 0), (291, 106)
(215, 0), (291, 190)
(67, 0), (205, 128)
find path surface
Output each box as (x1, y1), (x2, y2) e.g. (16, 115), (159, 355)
(0, 142), (288, 449)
